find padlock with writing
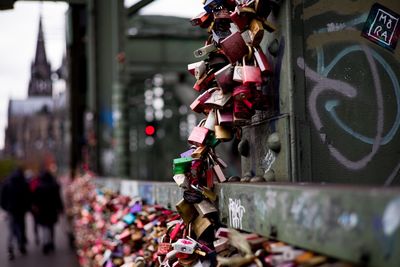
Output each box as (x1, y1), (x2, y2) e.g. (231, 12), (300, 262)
(204, 88), (232, 109)
(194, 199), (218, 216)
(187, 61), (207, 80)
(220, 31), (248, 64)
(214, 64), (235, 93)
(190, 87), (217, 113)
(233, 63), (243, 82)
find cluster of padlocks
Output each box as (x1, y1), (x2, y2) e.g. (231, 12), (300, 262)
(68, 1), (353, 266)
(170, 0), (278, 264)
(69, 175), (354, 267)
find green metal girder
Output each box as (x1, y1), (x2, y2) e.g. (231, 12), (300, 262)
(95, 178), (400, 267)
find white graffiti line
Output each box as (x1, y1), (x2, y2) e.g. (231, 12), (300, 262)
(263, 149), (276, 173)
(228, 198), (246, 229)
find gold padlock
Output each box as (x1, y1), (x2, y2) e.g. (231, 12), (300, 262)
(215, 125), (233, 142)
(249, 19), (264, 46)
(176, 199), (198, 224)
(194, 199), (218, 216)
(192, 215), (212, 238)
(191, 146), (208, 159)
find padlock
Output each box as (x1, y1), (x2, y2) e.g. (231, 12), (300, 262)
(173, 239), (197, 254)
(193, 71), (215, 92)
(190, 88), (217, 113)
(214, 64), (235, 93)
(180, 148), (195, 158)
(191, 185), (217, 202)
(191, 146), (208, 159)
(220, 31), (248, 63)
(175, 199), (198, 224)
(203, 0), (223, 13)
(241, 30), (253, 45)
(204, 109), (216, 131)
(216, 109), (233, 126)
(212, 163), (226, 182)
(157, 234), (172, 256)
(230, 5), (256, 31)
(234, 101), (253, 120)
(214, 125), (233, 141)
(192, 215), (212, 238)
(205, 132), (221, 148)
(242, 56), (262, 85)
(204, 89), (232, 109)
(188, 126), (209, 146)
(233, 85), (254, 109)
(194, 43), (217, 58)
(173, 157), (193, 174)
(190, 11), (213, 28)
(233, 64), (243, 82)
(214, 238), (229, 253)
(122, 213), (136, 225)
(254, 47), (272, 74)
(194, 199), (218, 216)
(173, 173), (190, 188)
(187, 61), (206, 80)
(249, 19), (264, 46)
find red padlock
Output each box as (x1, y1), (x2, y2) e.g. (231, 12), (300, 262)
(220, 31), (248, 64)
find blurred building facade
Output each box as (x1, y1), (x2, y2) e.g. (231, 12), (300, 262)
(4, 17), (68, 172)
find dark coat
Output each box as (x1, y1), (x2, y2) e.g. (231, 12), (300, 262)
(0, 169), (31, 217)
(32, 171), (63, 226)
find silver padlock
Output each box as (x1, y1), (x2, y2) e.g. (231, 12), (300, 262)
(194, 43), (217, 58)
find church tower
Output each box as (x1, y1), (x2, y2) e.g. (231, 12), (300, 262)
(28, 16), (52, 97)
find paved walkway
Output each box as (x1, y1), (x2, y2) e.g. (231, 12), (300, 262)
(0, 211), (79, 267)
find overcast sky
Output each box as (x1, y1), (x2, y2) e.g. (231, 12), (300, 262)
(0, 0), (201, 150)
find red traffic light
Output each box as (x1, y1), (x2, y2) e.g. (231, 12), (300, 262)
(145, 125), (156, 136)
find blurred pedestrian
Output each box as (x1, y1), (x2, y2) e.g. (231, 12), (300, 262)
(28, 173), (41, 245)
(0, 167), (31, 260)
(32, 164), (63, 254)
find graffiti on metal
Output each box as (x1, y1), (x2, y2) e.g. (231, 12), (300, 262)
(228, 198), (246, 229)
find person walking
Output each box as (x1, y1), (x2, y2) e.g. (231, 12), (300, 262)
(0, 167), (31, 260)
(32, 166), (63, 254)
